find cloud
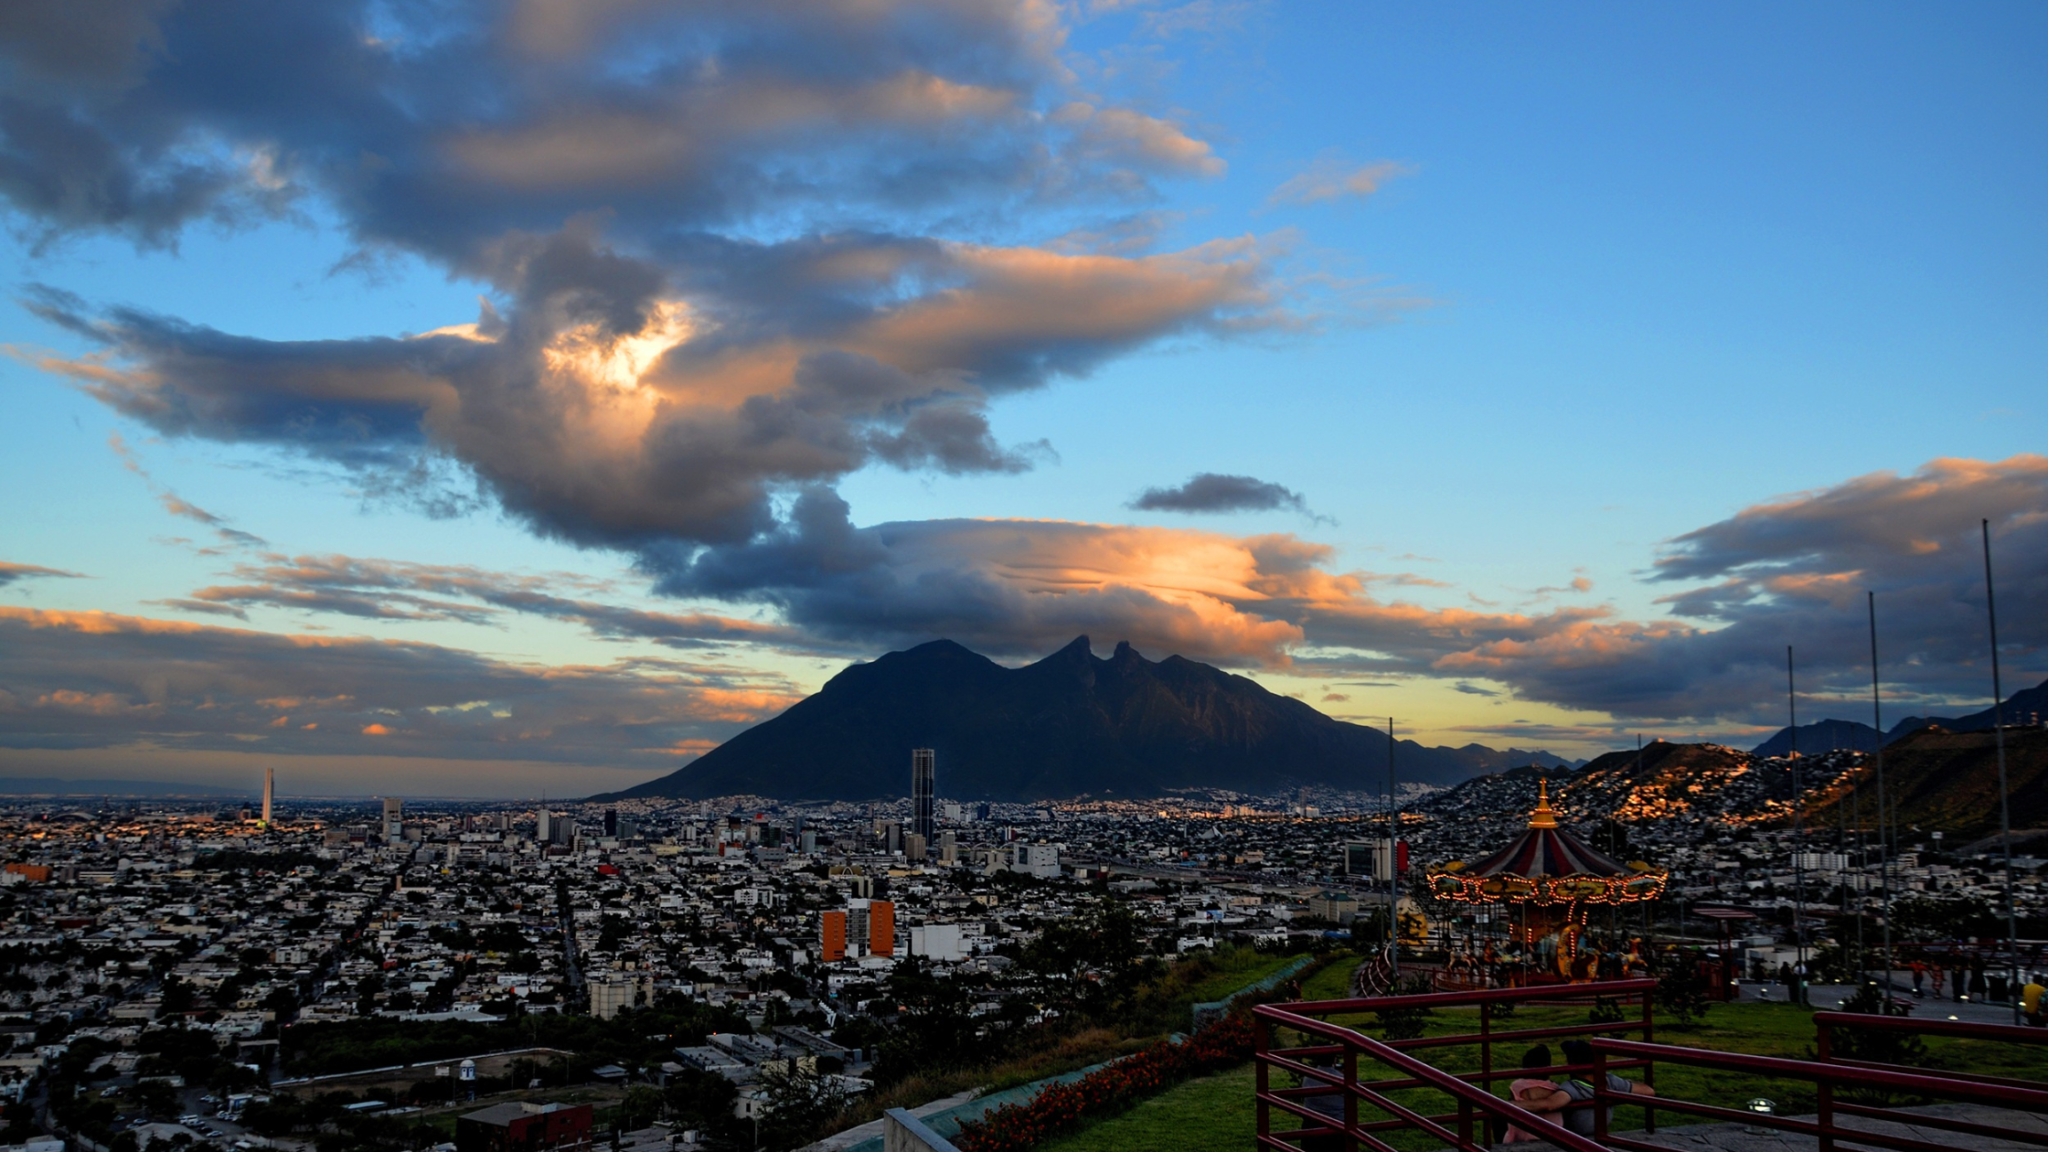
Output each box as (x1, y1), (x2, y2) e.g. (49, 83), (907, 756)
(1131, 471), (1316, 516)
(27, 230), (1276, 551)
(1267, 157), (1414, 208)
(102, 431), (266, 548)
(0, 605), (801, 764)
(0, 562), (85, 588)
(170, 553), (818, 653)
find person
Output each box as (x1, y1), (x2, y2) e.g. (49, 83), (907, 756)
(1557, 1039), (1656, 1136)
(1911, 960), (1926, 997)
(2024, 975), (2046, 1028)
(1502, 1046), (1574, 1143)
(1931, 967), (1944, 1000)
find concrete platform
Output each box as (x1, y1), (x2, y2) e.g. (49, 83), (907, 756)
(1591, 1103), (2048, 1152)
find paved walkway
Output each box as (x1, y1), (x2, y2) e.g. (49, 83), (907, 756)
(1604, 1102), (2048, 1152)
(1736, 979), (2030, 1026)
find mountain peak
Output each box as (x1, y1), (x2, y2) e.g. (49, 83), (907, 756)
(605, 636), (1580, 802)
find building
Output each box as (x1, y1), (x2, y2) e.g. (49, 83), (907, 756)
(909, 923), (965, 962)
(904, 832), (927, 860)
(455, 1102), (594, 1152)
(820, 910), (847, 962)
(603, 808), (618, 837)
(1309, 890), (1361, 925)
(1345, 839), (1406, 878)
(587, 974), (651, 1020)
(938, 830), (958, 865)
(382, 797), (403, 840)
(1010, 843), (1060, 879)
(868, 899), (895, 958)
(262, 766), (273, 825)
(912, 748), (936, 841)
(536, 808), (551, 843)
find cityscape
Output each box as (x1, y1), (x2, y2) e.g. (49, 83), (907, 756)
(1, 3), (2045, 1152)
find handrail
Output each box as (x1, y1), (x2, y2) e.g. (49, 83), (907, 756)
(1814, 1009), (2048, 1043)
(1587, 1036), (2048, 1109)
(1255, 1003), (1612, 1152)
(1286, 977), (1656, 1016)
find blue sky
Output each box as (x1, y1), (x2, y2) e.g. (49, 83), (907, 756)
(1, 1), (2041, 795)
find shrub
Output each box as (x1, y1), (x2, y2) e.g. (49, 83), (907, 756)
(1656, 960), (1714, 1028)
(953, 1011), (1259, 1152)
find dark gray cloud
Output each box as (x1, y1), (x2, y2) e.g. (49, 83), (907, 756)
(1132, 471), (1315, 516)
(172, 553), (817, 652)
(0, 604), (800, 763)
(0, 561), (84, 587)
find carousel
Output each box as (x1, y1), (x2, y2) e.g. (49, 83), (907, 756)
(1427, 779), (1668, 983)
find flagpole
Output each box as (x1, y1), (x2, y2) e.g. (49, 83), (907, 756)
(1789, 645), (1806, 1005)
(1984, 520), (2018, 1025)
(1869, 592), (1893, 1001)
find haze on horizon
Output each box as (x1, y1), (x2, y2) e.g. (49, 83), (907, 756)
(0, 1), (2042, 799)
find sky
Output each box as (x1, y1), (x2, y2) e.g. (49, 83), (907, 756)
(0, 0), (2042, 798)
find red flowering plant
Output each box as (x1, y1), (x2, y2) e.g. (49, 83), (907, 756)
(953, 982), (1294, 1152)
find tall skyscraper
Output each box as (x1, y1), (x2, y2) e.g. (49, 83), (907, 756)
(537, 807), (551, 843)
(382, 797), (403, 839)
(262, 766), (273, 826)
(911, 748), (936, 841)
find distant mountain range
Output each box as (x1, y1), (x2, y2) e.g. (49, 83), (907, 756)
(599, 636), (1580, 802)
(1750, 677), (2048, 757)
(0, 777), (248, 798)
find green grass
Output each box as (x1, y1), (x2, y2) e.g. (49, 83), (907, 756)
(1178, 949), (1310, 1007)
(1037, 1063), (1259, 1152)
(1038, 998), (2048, 1152)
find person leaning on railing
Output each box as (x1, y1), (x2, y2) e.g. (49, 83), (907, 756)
(1501, 1046), (1575, 1143)
(1556, 1038), (1655, 1135)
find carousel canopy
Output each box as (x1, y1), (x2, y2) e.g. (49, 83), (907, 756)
(1427, 778), (1666, 906)
(1465, 778), (1630, 879)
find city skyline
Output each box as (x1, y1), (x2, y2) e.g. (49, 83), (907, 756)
(1, 3), (2043, 796)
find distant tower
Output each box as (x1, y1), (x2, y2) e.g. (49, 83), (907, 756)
(262, 766), (274, 825)
(537, 807), (552, 843)
(911, 748), (936, 842)
(382, 797), (403, 840)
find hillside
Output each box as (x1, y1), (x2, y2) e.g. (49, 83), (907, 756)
(1803, 725), (2048, 839)
(598, 636), (1578, 802)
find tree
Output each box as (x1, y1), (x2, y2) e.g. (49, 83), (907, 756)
(757, 1065), (848, 1150)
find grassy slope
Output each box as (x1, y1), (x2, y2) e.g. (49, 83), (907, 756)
(1043, 975), (2048, 1152)
(824, 946), (1313, 1137)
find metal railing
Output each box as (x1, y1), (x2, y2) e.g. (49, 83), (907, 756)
(1253, 978), (1657, 1151)
(1587, 1034), (2048, 1152)
(1254, 980), (2048, 1152)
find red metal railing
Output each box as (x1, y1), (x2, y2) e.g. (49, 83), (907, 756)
(1256, 981), (2048, 1152)
(1587, 1035), (2048, 1152)
(1253, 979), (1657, 1152)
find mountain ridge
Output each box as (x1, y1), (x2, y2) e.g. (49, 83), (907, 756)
(597, 636), (1581, 802)
(1750, 677), (2048, 757)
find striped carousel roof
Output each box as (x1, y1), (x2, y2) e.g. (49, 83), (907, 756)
(1463, 778), (1631, 879)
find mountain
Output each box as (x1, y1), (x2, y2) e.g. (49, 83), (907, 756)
(601, 636), (1580, 802)
(1749, 677), (2048, 757)
(1802, 725), (2048, 839)
(1751, 718), (1885, 758)
(1885, 677), (2048, 739)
